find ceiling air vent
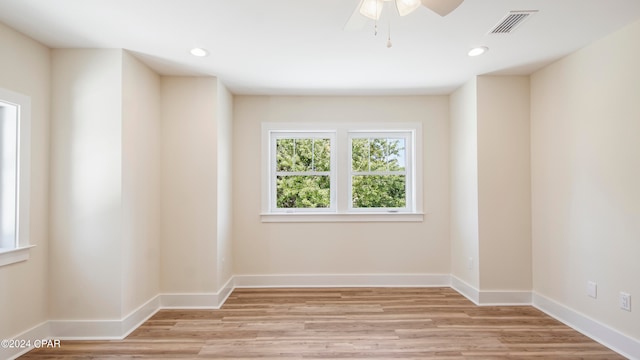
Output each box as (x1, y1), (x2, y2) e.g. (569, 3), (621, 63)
(489, 10), (538, 34)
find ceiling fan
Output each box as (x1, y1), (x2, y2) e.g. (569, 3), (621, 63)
(345, 0), (464, 30)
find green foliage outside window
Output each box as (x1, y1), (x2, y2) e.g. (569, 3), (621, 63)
(277, 138), (330, 172)
(276, 175), (330, 208)
(351, 175), (406, 208)
(276, 138), (331, 208)
(275, 136), (407, 209)
(351, 138), (406, 208)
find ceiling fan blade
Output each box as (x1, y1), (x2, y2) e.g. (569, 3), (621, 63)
(421, 0), (464, 16)
(344, 0), (369, 31)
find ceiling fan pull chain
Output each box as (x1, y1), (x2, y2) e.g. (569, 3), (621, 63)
(374, 0), (379, 36)
(387, 19), (392, 48)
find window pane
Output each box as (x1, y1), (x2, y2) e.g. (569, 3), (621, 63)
(277, 175), (330, 208)
(313, 138), (331, 171)
(351, 138), (369, 172)
(352, 175), (406, 208)
(352, 138), (407, 172)
(293, 139), (313, 172)
(387, 138), (406, 171)
(276, 139), (294, 172)
(0, 104), (18, 249)
(278, 138), (331, 173)
(369, 138), (387, 171)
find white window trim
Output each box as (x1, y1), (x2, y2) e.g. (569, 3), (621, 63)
(0, 245), (36, 267)
(261, 212), (424, 223)
(0, 87), (33, 267)
(261, 122), (423, 223)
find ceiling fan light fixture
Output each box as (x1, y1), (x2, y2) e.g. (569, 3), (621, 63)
(190, 47), (208, 57)
(395, 0), (421, 16)
(468, 46), (488, 57)
(360, 0), (384, 20)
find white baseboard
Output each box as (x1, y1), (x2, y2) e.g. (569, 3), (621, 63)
(49, 319), (123, 340)
(49, 295), (162, 340)
(159, 293), (221, 309)
(233, 273), (451, 288)
(533, 292), (640, 360)
(122, 295), (161, 338)
(218, 276), (235, 304)
(160, 276), (235, 309)
(450, 276), (480, 304)
(479, 290), (532, 305)
(13, 278), (235, 346)
(450, 276), (531, 306)
(4, 297), (162, 358)
(2, 321), (49, 360)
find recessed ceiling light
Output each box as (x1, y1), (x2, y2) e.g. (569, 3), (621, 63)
(190, 48), (208, 57)
(468, 46), (488, 57)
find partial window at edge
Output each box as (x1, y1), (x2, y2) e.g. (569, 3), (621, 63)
(0, 87), (32, 267)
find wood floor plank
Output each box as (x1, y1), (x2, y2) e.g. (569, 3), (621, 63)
(20, 288), (625, 359)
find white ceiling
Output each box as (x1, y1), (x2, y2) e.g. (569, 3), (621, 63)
(1, 0), (639, 95)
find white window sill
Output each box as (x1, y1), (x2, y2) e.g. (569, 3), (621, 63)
(261, 212), (424, 223)
(0, 245), (35, 267)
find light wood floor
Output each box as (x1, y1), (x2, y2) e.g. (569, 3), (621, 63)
(21, 288), (625, 359)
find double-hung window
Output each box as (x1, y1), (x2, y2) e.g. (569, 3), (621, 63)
(270, 132), (336, 212)
(0, 87), (32, 267)
(349, 132), (412, 212)
(263, 123), (422, 222)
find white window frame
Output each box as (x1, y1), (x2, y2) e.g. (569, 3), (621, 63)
(0, 87), (33, 267)
(268, 131), (337, 213)
(348, 131), (414, 213)
(262, 123), (423, 223)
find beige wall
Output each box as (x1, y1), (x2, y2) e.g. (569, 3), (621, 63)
(121, 51), (161, 316)
(449, 79), (479, 288)
(0, 21), (50, 338)
(477, 76), (531, 291)
(531, 19), (640, 340)
(49, 49), (124, 319)
(450, 76), (531, 292)
(216, 82), (234, 288)
(232, 96), (450, 276)
(160, 77), (220, 293)
(50, 49), (162, 320)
